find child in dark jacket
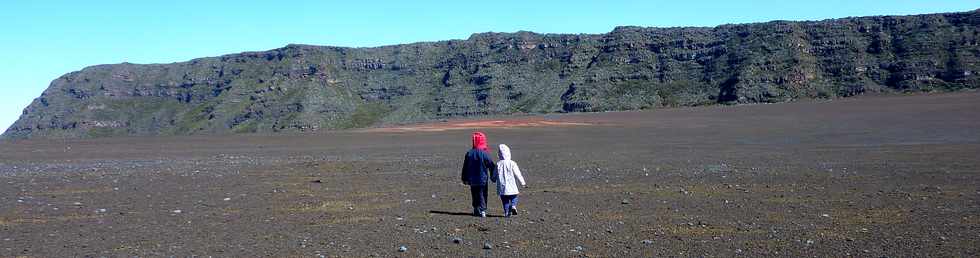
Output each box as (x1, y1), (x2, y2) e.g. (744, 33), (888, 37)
(461, 132), (496, 217)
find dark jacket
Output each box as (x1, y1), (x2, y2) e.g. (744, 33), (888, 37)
(461, 148), (496, 186)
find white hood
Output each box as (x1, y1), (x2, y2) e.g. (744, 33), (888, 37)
(498, 144), (511, 160)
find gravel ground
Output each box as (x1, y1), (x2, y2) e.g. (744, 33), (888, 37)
(1, 92), (979, 257)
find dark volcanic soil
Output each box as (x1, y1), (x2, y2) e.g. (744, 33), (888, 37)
(2, 92), (979, 257)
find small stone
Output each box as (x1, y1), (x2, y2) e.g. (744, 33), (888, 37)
(483, 242), (493, 249)
(398, 245), (407, 252)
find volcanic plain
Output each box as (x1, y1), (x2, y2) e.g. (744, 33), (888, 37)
(1, 92), (979, 257)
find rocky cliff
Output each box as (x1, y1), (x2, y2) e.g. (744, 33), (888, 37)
(5, 10), (979, 139)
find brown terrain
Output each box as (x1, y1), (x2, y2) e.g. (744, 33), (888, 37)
(1, 92), (979, 257)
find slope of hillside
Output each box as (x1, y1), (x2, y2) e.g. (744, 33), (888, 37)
(4, 10), (979, 139)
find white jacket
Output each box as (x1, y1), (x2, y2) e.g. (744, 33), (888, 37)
(495, 144), (526, 195)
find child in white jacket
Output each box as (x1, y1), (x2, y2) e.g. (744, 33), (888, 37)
(495, 144), (526, 217)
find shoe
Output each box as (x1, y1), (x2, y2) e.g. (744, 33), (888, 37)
(480, 211), (487, 217)
(510, 207), (519, 216)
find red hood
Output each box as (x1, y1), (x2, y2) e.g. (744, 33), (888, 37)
(472, 132), (488, 151)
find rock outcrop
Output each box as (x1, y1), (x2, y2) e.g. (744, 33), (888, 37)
(4, 10), (979, 139)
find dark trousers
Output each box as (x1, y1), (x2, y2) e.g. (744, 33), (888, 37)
(469, 185), (488, 213)
(501, 194), (519, 216)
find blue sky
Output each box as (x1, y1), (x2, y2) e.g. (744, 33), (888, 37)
(0, 1), (976, 132)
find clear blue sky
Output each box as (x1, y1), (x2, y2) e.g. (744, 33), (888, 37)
(1, 1), (976, 132)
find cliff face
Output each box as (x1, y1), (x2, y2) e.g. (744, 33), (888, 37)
(5, 10), (979, 139)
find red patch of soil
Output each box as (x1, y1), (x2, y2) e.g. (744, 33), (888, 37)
(362, 117), (594, 132)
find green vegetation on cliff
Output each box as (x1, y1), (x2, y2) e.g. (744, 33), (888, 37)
(4, 10), (979, 139)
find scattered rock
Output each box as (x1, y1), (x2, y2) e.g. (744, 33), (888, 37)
(705, 164), (732, 173)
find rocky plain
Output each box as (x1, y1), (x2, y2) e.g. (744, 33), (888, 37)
(1, 92), (979, 257)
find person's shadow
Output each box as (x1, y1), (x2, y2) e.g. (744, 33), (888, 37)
(429, 210), (505, 218)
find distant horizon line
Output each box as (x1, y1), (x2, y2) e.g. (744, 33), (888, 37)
(76, 8), (978, 68)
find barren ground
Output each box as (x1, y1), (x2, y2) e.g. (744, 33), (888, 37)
(1, 92), (979, 257)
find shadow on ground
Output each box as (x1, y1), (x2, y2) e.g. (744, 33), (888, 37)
(429, 210), (505, 218)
